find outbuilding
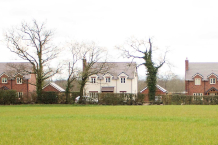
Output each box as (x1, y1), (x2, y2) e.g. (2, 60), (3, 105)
(42, 82), (65, 92)
(140, 85), (167, 102)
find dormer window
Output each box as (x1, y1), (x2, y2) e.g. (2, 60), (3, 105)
(210, 78), (216, 84)
(106, 77), (110, 83)
(121, 77), (125, 83)
(91, 77), (96, 83)
(2, 78), (7, 83)
(195, 78), (201, 85)
(16, 77), (22, 84)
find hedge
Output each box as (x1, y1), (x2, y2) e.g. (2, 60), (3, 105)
(162, 95), (218, 105)
(0, 90), (17, 105)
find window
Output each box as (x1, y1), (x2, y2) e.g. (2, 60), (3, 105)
(193, 93), (203, 100)
(91, 77), (96, 83)
(193, 93), (203, 96)
(16, 77), (22, 84)
(2, 78), (7, 83)
(106, 77), (110, 83)
(210, 78), (216, 84)
(17, 92), (23, 98)
(89, 91), (98, 98)
(121, 77), (125, 83)
(195, 78), (201, 85)
(155, 96), (162, 102)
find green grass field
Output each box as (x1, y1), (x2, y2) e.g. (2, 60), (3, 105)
(0, 105), (218, 145)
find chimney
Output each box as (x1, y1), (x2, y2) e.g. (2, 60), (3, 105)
(185, 58), (189, 71)
(82, 58), (87, 72)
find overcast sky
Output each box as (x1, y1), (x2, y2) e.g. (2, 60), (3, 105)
(1, 0), (218, 79)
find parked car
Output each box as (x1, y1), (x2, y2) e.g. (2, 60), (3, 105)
(75, 96), (98, 103)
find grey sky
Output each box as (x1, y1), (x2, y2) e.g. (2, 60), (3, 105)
(1, 0), (218, 79)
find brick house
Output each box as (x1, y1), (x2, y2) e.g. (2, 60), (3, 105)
(43, 82), (65, 92)
(185, 59), (218, 96)
(140, 85), (167, 102)
(0, 62), (36, 99)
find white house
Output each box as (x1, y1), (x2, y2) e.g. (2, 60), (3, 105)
(84, 62), (138, 96)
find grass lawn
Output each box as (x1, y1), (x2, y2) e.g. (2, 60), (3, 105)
(0, 105), (218, 145)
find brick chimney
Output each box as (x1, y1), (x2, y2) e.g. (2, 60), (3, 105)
(185, 58), (189, 71)
(82, 58), (87, 72)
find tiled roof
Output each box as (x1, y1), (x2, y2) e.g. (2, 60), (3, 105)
(0, 62), (32, 79)
(186, 62), (218, 80)
(91, 62), (137, 79)
(140, 85), (167, 93)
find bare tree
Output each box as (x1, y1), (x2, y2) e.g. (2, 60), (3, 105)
(77, 42), (108, 103)
(158, 74), (185, 93)
(157, 71), (176, 90)
(4, 19), (60, 101)
(63, 41), (108, 103)
(117, 38), (167, 101)
(65, 42), (81, 103)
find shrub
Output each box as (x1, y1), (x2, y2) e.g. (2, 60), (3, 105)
(41, 92), (58, 104)
(0, 90), (17, 105)
(97, 93), (138, 105)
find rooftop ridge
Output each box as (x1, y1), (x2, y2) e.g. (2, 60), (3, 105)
(95, 62), (136, 63)
(189, 62), (218, 64)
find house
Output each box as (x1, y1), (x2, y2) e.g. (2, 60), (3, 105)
(84, 61), (138, 96)
(185, 58), (218, 96)
(0, 62), (36, 99)
(43, 82), (65, 92)
(140, 85), (167, 102)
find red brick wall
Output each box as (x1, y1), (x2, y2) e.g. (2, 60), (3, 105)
(0, 74), (12, 90)
(0, 74), (37, 101)
(43, 85), (60, 92)
(141, 87), (166, 102)
(28, 74), (36, 92)
(186, 75), (218, 95)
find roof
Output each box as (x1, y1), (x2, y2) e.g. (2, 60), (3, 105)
(185, 62), (218, 81)
(43, 82), (65, 92)
(140, 85), (167, 93)
(0, 62), (32, 79)
(91, 62), (137, 79)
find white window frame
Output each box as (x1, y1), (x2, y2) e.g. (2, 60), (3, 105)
(16, 77), (22, 84)
(106, 77), (110, 83)
(17, 92), (23, 98)
(195, 78), (201, 85)
(210, 78), (216, 84)
(193, 93), (203, 100)
(89, 91), (98, 98)
(91, 77), (96, 83)
(121, 77), (125, 83)
(2, 78), (7, 83)
(193, 93), (203, 96)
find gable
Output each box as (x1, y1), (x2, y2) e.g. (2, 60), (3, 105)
(43, 82), (65, 92)
(118, 72), (129, 78)
(192, 73), (204, 79)
(207, 73), (218, 79)
(140, 85), (167, 93)
(0, 73), (9, 78)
